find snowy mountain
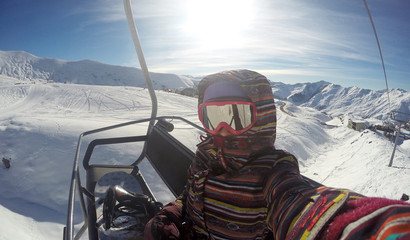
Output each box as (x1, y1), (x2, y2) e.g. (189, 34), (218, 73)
(1, 50), (408, 122)
(271, 81), (410, 120)
(0, 50), (196, 90)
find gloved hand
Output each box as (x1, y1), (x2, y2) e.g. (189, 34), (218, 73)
(144, 207), (183, 240)
(144, 214), (180, 240)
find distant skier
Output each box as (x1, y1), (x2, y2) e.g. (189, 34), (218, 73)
(144, 69), (410, 239)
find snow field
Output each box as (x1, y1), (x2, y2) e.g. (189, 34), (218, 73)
(0, 76), (409, 240)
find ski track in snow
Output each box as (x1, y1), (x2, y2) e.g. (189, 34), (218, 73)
(0, 76), (409, 240)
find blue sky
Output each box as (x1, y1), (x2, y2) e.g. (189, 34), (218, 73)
(1, 0), (409, 91)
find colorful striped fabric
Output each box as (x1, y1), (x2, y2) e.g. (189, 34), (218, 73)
(175, 148), (410, 240)
(156, 70), (410, 239)
(178, 149), (304, 239)
(323, 197), (410, 240)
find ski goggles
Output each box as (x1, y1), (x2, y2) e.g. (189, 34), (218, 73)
(198, 101), (257, 135)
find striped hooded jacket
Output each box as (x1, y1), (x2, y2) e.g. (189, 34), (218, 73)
(159, 70), (410, 239)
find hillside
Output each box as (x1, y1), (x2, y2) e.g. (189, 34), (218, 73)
(0, 50), (196, 90)
(271, 81), (410, 120)
(1, 50), (408, 122)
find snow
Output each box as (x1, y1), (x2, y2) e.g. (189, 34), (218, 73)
(272, 81), (410, 121)
(0, 70), (409, 238)
(0, 50), (197, 90)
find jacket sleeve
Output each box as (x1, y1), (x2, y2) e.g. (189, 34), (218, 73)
(265, 150), (410, 240)
(264, 150), (320, 239)
(322, 196), (410, 239)
(264, 150), (356, 239)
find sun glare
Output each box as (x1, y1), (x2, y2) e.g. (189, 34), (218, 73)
(184, 0), (254, 49)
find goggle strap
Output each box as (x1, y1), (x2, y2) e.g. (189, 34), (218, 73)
(208, 119), (216, 130)
(231, 104), (244, 129)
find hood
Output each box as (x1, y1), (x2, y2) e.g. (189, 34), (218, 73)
(196, 69), (277, 173)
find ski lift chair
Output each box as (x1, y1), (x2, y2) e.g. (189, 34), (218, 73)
(65, 117), (201, 240)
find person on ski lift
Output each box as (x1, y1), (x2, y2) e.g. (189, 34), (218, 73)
(144, 69), (410, 240)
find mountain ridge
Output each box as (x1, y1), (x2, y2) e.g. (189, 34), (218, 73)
(1, 50), (409, 120)
(271, 80), (409, 120)
(0, 50), (196, 90)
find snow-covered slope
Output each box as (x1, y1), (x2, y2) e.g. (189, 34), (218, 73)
(0, 50), (196, 90)
(272, 81), (410, 120)
(0, 74), (409, 239)
(1, 50), (409, 121)
(0, 75), (199, 239)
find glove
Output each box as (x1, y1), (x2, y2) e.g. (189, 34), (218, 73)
(144, 214), (180, 240)
(144, 206), (183, 240)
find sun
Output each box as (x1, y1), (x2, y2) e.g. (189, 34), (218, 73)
(183, 0), (254, 49)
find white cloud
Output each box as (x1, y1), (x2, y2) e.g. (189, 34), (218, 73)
(81, 0), (408, 90)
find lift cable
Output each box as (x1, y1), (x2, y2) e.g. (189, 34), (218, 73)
(362, 0), (391, 113)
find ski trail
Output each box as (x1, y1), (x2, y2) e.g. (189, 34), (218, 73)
(0, 85), (30, 118)
(82, 89), (91, 112)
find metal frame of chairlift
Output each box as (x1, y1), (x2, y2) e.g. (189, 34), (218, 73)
(388, 111), (410, 167)
(63, 115), (204, 240)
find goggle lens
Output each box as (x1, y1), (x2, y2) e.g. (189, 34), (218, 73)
(199, 101), (256, 135)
